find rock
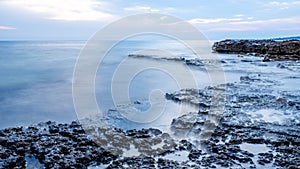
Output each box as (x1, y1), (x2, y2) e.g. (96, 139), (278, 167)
(0, 137), (7, 145)
(133, 100), (141, 104)
(276, 98), (287, 103)
(213, 39), (300, 61)
(288, 165), (300, 169)
(188, 149), (202, 160)
(0, 77), (299, 168)
(258, 152), (273, 164)
(244, 138), (265, 144)
(176, 140), (193, 151)
(48, 126), (59, 134)
(124, 128), (162, 138)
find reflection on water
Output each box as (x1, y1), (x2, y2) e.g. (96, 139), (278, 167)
(239, 143), (271, 154)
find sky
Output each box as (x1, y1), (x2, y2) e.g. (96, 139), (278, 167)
(0, 0), (299, 40)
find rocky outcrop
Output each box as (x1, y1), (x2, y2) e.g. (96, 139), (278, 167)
(212, 39), (300, 61)
(1, 75), (300, 168)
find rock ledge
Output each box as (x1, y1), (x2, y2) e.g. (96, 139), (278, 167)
(212, 39), (300, 61)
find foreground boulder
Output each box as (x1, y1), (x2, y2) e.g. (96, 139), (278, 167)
(212, 39), (300, 61)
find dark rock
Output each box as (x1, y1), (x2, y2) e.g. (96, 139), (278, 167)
(244, 138), (265, 144)
(288, 165), (300, 169)
(1, 78), (299, 168)
(188, 149), (202, 160)
(124, 128), (162, 138)
(0, 136), (7, 145)
(48, 126), (59, 134)
(213, 39), (300, 61)
(134, 100), (141, 104)
(177, 140), (193, 151)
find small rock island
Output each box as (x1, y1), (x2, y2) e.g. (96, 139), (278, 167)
(212, 39), (300, 61)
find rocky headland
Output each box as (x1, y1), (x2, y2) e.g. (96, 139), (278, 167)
(212, 39), (300, 61)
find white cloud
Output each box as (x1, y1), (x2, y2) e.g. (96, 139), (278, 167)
(269, 1), (300, 10)
(0, 26), (16, 30)
(4, 0), (116, 21)
(230, 17), (300, 25)
(234, 14), (245, 17)
(123, 5), (176, 13)
(188, 16), (300, 32)
(187, 16), (257, 32)
(226, 17), (300, 31)
(124, 6), (161, 13)
(206, 26), (258, 32)
(188, 17), (243, 24)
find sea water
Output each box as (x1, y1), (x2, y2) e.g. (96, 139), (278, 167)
(0, 39), (198, 129)
(0, 41), (80, 128)
(0, 38), (299, 129)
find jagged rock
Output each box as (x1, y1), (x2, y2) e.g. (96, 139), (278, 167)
(1, 77), (299, 168)
(212, 39), (300, 61)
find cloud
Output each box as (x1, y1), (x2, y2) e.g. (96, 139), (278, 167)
(123, 5), (176, 13)
(188, 17), (243, 24)
(124, 6), (160, 13)
(188, 16), (300, 32)
(278, 27), (300, 31)
(206, 27), (257, 32)
(234, 14), (245, 17)
(269, 1), (300, 10)
(0, 26), (16, 30)
(187, 16), (258, 32)
(4, 0), (116, 21)
(230, 17), (300, 25)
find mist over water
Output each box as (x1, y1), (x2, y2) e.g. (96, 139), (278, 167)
(0, 41), (82, 128)
(0, 39), (197, 129)
(0, 39), (299, 130)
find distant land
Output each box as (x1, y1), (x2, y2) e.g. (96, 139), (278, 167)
(270, 36), (300, 41)
(218, 36), (300, 41)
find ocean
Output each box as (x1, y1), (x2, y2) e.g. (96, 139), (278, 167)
(0, 41), (81, 128)
(0, 39), (198, 129)
(0, 39), (299, 130)
(1, 39), (300, 169)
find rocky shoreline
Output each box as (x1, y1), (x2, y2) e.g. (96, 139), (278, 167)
(1, 75), (299, 168)
(1, 39), (300, 169)
(1, 120), (299, 168)
(212, 39), (300, 61)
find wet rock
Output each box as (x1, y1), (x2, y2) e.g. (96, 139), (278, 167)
(240, 75), (260, 83)
(48, 125), (59, 134)
(166, 88), (213, 107)
(188, 149), (202, 160)
(133, 100), (141, 104)
(244, 138), (265, 144)
(288, 165), (300, 169)
(0, 121), (119, 168)
(213, 39), (300, 61)
(1, 76), (300, 168)
(257, 152), (273, 164)
(176, 140), (193, 151)
(124, 128), (162, 138)
(184, 58), (205, 66)
(0, 136), (7, 145)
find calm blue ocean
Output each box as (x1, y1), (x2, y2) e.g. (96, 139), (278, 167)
(0, 41), (82, 128)
(0, 39), (299, 129)
(0, 39), (197, 129)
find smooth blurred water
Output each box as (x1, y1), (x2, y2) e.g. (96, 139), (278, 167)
(0, 39), (199, 129)
(95, 38), (203, 131)
(0, 39), (299, 129)
(0, 41), (82, 128)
